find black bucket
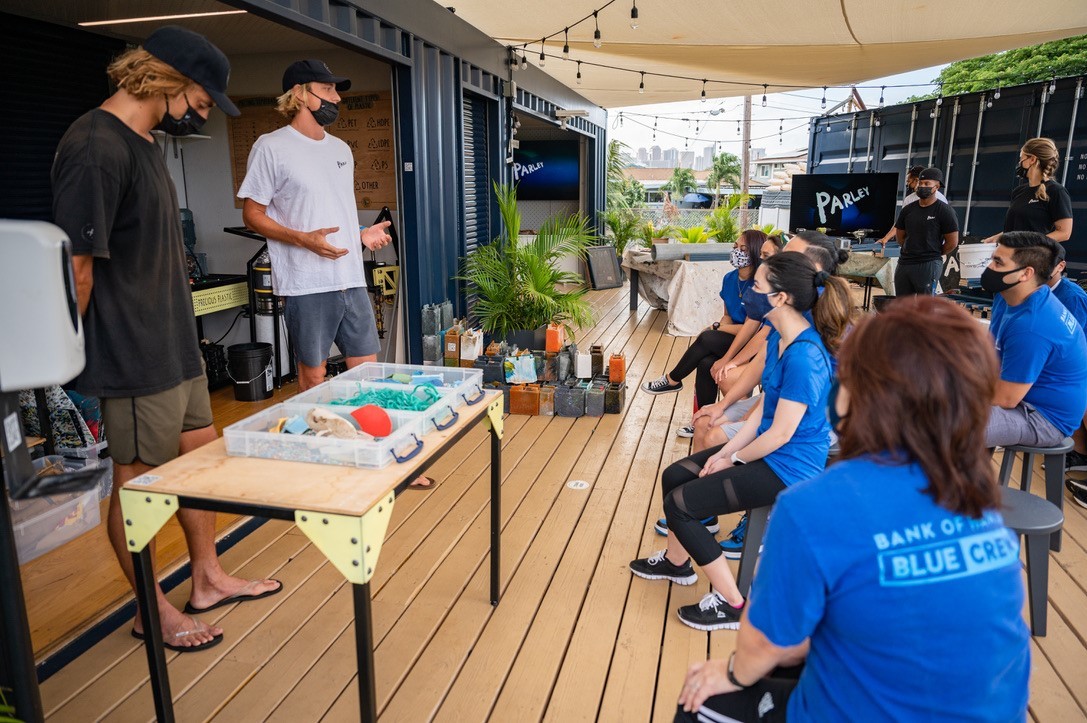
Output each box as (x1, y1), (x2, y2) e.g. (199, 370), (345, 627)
(227, 343), (273, 402)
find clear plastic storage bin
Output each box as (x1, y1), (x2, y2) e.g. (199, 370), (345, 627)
(337, 363), (484, 411)
(10, 456), (104, 564)
(223, 403), (425, 469)
(292, 379), (465, 436)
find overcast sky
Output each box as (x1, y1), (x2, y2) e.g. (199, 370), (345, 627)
(608, 64), (949, 162)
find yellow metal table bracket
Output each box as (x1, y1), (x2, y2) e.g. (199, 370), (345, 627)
(295, 493), (395, 585)
(483, 396), (504, 439)
(120, 488), (180, 553)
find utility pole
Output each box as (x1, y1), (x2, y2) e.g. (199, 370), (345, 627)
(741, 95), (752, 226)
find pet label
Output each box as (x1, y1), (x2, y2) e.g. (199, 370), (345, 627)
(265, 366), (274, 392)
(3, 413), (21, 452)
(567, 479), (591, 490)
(128, 474), (162, 487)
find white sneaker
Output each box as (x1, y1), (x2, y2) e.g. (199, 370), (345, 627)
(676, 425), (695, 438)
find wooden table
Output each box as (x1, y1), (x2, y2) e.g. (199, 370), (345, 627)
(120, 391), (504, 723)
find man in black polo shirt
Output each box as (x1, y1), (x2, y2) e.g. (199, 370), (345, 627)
(892, 167), (959, 296)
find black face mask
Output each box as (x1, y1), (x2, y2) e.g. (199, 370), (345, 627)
(916, 186), (934, 199)
(827, 379), (848, 432)
(980, 266), (1027, 294)
(309, 94), (340, 126)
(156, 95), (206, 137)
(1015, 162), (1029, 179)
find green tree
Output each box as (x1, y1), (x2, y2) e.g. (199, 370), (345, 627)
(606, 139), (635, 208)
(908, 35), (1087, 100)
(705, 152), (742, 205)
(619, 176), (646, 207)
(661, 167), (697, 197)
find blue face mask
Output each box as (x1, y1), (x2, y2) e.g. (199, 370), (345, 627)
(742, 286), (777, 322)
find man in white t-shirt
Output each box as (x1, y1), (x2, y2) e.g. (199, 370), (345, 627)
(238, 59), (392, 391)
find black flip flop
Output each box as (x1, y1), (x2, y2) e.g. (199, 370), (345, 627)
(182, 579), (284, 615)
(131, 628), (223, 653)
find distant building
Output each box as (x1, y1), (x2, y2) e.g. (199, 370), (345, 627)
(702, 145), (715, 170)
(752, 148), (807, 184)
(623, 166), (767, 204)
(663, 147), (679, 165)
(636, 147), (649, 165)
(680, 150), (695, 169)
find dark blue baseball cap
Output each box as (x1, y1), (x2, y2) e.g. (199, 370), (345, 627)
(282, 59), (351, 93)
(144, 25), (239, 116)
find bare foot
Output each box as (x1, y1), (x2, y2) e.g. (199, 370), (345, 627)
(133, 606), (221, 649)
(188, 576), (282, 612)
(408, 476), (435, 490)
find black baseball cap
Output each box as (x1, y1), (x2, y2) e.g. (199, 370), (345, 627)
(282, 59), (351, 93)
(908, 165), (925, 177)
(918, 167), (944, 184)
(144, 25), (239, 116)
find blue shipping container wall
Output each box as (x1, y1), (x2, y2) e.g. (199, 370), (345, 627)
(807, 77), (1086, 265)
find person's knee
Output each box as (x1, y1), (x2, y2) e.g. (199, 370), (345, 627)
(662, 462), (696, 495)
(662, 487), (686, 519)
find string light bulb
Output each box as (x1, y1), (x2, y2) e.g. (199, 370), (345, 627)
(821, 87), (827, 109)
(986, 94), (993, 109)
(994, 85), (1001, 100)
(576, 61), (582, 85)
(736, 120), (741, 135)
(593, 10), (602, 48)
(701, 79), (707, 102)
(879, 86), (885, 107)
(630, 0), (639, 29)
(638, 71), (645, 94)
(1050, 77), (1057, 94)
(761, 84), (767, 107)
(539, 39), (546, 67)
(562, 28), (569, 58)
(520, 52), (528, 71)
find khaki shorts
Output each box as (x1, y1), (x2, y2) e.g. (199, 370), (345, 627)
(101, 375), (213, 466)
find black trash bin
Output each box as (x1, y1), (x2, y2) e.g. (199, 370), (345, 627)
(227, 343), (274, 402)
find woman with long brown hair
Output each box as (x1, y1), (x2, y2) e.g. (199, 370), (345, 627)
(673, 296), (1029, 723)
(1003, 137), (1073, 242)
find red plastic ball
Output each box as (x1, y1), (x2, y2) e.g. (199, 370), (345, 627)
(351, 404), (392, 438)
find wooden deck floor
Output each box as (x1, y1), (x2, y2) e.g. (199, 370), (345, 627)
(38, 285), (1087, 722)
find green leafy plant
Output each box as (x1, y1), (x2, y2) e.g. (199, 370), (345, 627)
(706, 152), (742, 204)
(637, 220), (673, 248)
(754, 223), (784, 237)
(603, 207), (642, 259)
(458, 183), (596, 338)
(705, 194), (749, 243)
(661, 167), (697, 196)
(674, 224), (713, 244)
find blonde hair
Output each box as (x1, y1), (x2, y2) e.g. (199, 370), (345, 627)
(276, 83), (312, 119)
(107, 48), (191, 99)
(1021, 137), (1060, 202)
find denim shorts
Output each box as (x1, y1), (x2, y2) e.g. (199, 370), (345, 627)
(284, 286), (380, 368)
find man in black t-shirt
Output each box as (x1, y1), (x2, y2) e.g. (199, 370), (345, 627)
(51, 26), (280, 652)
(893, 167), (959, 296)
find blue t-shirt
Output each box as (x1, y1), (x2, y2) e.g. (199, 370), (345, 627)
(748, 456), (1030, 722)
(991, 285), (1087, 434)
(719, 270), (754, 324)
(1051, 277), (1087, 335)
(756, 326), (832, 485)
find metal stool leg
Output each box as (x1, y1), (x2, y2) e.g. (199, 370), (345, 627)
(736, 506), (771, 598)
(1043, 452), (1065, 552)
(998, 449), (1015, 487)
(1024, 533), (1050, 637)
(1019, 452), (1033, 494)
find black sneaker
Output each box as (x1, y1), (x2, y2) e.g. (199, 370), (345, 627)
(676, 424), (695, 438)
(1068, 477), (1087, 493)
(1066, 450), (1087, 472)
(629, 550), (698, 585)
(1067, 480), (1087, 509)
(677, 590), (743, 631)
(642, 375), (682, 395)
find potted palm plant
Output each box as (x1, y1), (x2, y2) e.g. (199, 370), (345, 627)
(459, 183), (596, 348)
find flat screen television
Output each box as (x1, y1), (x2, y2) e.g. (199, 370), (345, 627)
(514, 140), (580, 201)
(788, 173), (899, 235)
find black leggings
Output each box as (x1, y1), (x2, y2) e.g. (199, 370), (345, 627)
(668, 329), (737, 407)
(662, 444), (786, 567)
(673, 665), (803, 722)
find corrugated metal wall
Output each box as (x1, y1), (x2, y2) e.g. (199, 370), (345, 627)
(807, 76), (1086, 263)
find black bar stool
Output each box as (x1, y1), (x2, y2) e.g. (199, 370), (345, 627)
(1000, 487), (1063, 636)
(997, 437), (1073, 551)
(736, 505), (771, 597)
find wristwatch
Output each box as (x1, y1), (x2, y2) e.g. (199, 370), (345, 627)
(731, 452), (746, 465)
(712, 322), (721, 330)
(727, 652), (751, 689)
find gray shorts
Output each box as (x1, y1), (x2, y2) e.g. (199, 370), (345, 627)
(284, 287), (380, 368)
(894, 258), (943, 296)
(985, 402), (1066, 449)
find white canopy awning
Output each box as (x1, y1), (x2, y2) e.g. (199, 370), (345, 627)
(441, 0), (1087, 107)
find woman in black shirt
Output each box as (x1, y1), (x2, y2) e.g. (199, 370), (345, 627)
(1003, 137), (1073, 242)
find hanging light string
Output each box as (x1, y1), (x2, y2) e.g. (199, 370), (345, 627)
(620, 110), (819, 123)
(623, 115), (811, 144)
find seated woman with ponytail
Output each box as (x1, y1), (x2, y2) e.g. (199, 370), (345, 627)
(630, 252), (854, 631)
